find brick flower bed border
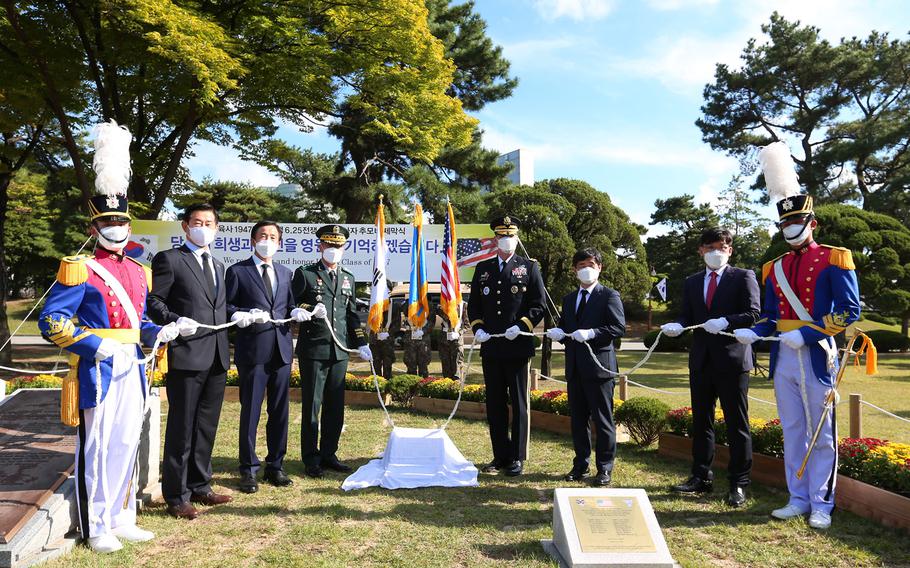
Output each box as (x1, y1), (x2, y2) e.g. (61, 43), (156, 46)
(658, 432), (910, 532)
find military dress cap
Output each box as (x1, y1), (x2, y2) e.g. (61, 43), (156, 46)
(88, 194), (131, 222)
(776, 194), (814, 221)
(316, 224), (349, 245)
(489, 215), (520, 236)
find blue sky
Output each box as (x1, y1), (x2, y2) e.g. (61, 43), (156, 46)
(186, 0), (910, 232)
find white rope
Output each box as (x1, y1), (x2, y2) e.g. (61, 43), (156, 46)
(860, 400), (910, 425)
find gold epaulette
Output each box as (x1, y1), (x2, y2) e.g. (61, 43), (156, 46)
(761, 252), (788, 285)
(126, 257), (153, 289)
(56, 255), (93, 286)
(821, 245), (855, 270)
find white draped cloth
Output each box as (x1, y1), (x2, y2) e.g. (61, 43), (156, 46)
(341, 427), (478, 491)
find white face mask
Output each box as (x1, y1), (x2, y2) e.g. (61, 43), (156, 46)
(255, 239), (279, 259)
(576, 266), (600, 285)
(703, 250), (730, 271)
(97, 225), (130, 251)
(497, 236), (517, 254)
(322, 246), (344, 264)
(188, 226), (216, 247)
(782, 222), (812, 246)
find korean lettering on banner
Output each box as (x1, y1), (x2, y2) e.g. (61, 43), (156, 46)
(130, 220), (484, 283)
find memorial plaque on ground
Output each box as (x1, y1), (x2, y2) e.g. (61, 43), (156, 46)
(542, 488), (676, 568)
(0, 390), (75, 544)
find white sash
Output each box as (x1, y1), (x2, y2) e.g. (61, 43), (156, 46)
(85, 258), (140, 329)
(773, 259), (837, 368)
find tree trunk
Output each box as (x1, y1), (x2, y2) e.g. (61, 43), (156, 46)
(0, 173), (13, 365)
(902, 313), (908, 338)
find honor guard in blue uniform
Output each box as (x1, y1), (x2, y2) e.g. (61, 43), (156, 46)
(735, 142), (860, 530)
(292, 224), (372, 478)
(467, 216), (546, 477)
(38, 121), (179, 553)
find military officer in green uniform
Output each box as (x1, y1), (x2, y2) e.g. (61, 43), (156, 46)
(292, 224), (372, 478)
(468, 215), (546, 477)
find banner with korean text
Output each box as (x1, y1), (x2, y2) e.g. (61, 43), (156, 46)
(128, 220), (495, 283)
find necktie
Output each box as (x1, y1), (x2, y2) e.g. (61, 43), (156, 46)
(201, 252), (216, 297)
(261, 264), (274, 303)
(577, 289), (588, 319)
(706, 271), (718, 310)
(329, 269), (336, 283)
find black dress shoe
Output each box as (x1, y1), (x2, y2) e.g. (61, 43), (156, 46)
(238, 473), (258, 494)
(305, 464), (324, 478)
(564, 469), (589, 482)
(503, 460), (523, 477)
(322, 459), (352, 473)
(726, 486), (746, 507)
(592, 471), (611, 487)
(481, 460), (503, 474)
(264, 469), (293, 487)
(671, 476), (713, 494)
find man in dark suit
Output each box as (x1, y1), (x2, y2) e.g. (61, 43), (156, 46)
(662, 227), (761, 507)
(226, 220), (309, 493)
(292, 224), (371, 478)
(147, 203), (232, 520)
(547, 248), (626, 486)
(467, 215), (545, 477)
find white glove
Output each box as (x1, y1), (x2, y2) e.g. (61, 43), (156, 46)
(661, 322), (684, 337)
(411, 328), (424, 340)
(291, 307), (312, 322)
(703, 317), (729, 335)
(156, 323), (180, 343)
(358, 345), (373, 361)
(249, 308), (270, 324)
(571, 329), (596, 342)
(734, 328), (759, 345)
(546, 327), (566, 341)
(825, 387), (841, 405)
(94, 337), (122, 361)
(780, 329), (805, 350)
(446, 331), (460, 341)
(504, 325), (521, 340)
(474, 329), (491, 343)
(232, 311), (253, 328)
(378, 331), (390, 341)
(176, 316), (200, 337)
(312, 303), (328, 319)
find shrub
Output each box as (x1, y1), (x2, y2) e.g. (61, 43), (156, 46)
(643, 329), (691, 352)
(346, 374), (387, 393)
(751, 418), (784, 458)
(419, 377), (460, 400)
(666, 406), (693, 436)
(865, 442), (910, 495)
(530, 389), (565, 413)
(865, 330), (910, 353)
(863, 312), (899, 326)
(461, 384), (486, 402)
(838, 437), (889, 479)
(387, 374), (423, 405)
(226, 368), (240, 386)
(614, 397), (670, 446)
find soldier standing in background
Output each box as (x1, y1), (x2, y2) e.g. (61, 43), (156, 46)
(369, 289), (400, 379)
(438, 302), (465, 379)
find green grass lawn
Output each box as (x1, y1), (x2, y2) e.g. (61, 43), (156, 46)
(45, 400), (910, 568)
(5, 298), (43, 336)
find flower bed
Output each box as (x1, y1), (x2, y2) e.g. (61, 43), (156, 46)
(5, 374), (63, 393)
(665, 405), (783, 458)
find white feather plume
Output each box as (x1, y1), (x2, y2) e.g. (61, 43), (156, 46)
(758, 141), (801, 202)
(92, 119), (132, 197)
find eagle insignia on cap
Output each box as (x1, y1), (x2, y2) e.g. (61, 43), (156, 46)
(503, 216), (511, 225)
(332, 225), (340, 234)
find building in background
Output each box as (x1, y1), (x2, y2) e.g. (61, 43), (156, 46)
(497, 149), (534, 187)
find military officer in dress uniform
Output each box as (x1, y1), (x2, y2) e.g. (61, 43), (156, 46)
(735, 141), (860, 530)
(292, 224), (372, 478)
(467, 215), (546, 476)
(38, 120), (179, 553)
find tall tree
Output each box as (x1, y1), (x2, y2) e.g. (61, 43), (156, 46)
(259, 0), (516, 223)
(644, 195), (719, 312)
(0, 0), (476, 219)
(716, 173), (773, 271)
(697, 13), (910, 212)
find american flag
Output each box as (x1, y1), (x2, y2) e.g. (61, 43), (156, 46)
(440, 202), (462, 329)
(457, 237), (497, 267)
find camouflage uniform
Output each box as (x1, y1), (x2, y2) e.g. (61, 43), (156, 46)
(437, 305), (465, 380)
(368, 302), (400, 380)
(403, 309), (434, 378)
